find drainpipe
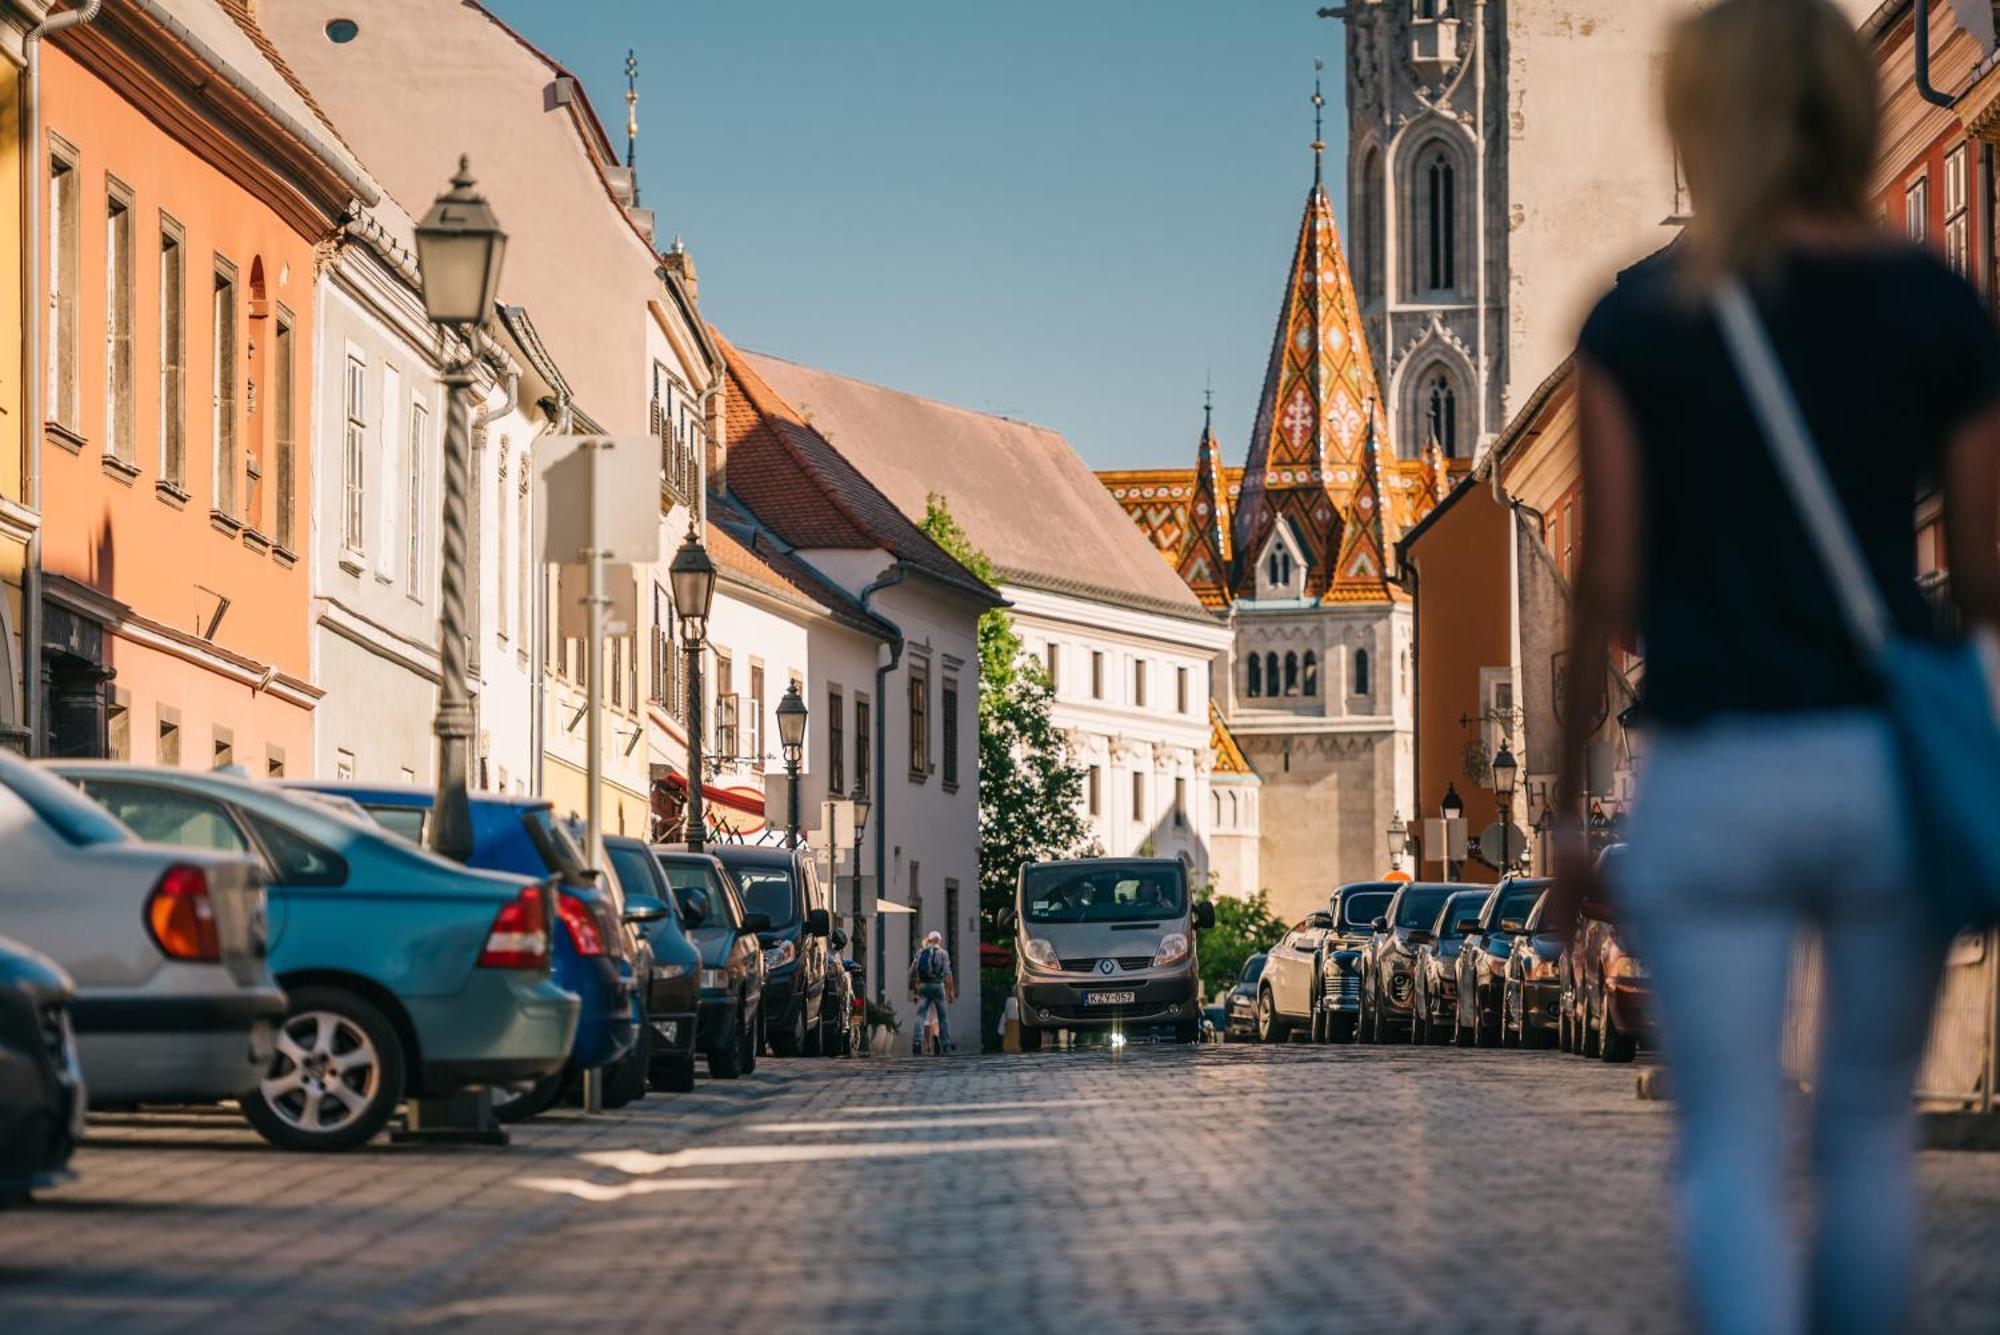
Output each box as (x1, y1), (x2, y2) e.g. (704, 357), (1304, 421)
(1916, 0), (1960, 110)
(530, 389), (574, 798)
(860, 562), (906, 1002)
(1473, 0), (1490, 450)
(466, 361), (517, 787)
(22, 0), (103, 755)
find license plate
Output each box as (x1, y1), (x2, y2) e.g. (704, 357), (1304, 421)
(1085, 991), (1136, 1006)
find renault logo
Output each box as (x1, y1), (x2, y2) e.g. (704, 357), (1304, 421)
(1098, 958), (1117, 976)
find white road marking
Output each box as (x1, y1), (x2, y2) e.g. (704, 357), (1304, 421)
(745, 1114), (1041, 1134)
(511, 1175), (744, 1203)
(579, 1135), (1062, 1177)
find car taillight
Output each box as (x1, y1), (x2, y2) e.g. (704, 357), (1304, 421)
(556, 890), (606, 957)
(480, 886), (550, 969)
(145, 864), (221, 962)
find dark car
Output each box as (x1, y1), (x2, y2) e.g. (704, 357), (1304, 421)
(1354, 883), (1457, 1043)
(1309, 883), (1397, 1042)
(712, 845), (834, 1057)
(819, 931), (856, 1057)
(1563, 848), (1645, 1062)
(1501, 888), (1564, 1049)
(656, 848), (766, 1078)
(1453, 877), (1550, 1047)
(1409, 888), (1489, 1045)
(602, 835), (701, 1095)
(0, 934), (83, 1200)
(1224, 953), (1266, 1041)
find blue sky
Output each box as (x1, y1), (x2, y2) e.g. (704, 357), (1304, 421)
(482, 0), (1346, 472)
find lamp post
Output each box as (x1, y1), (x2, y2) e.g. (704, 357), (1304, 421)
(414, 157), (506, 864)
(669, 525), (717, 852)
(1491, 744), (1520, 872)
(1386, 811), (1408, 873)
(776, 681), (807, 847)
(1439, 783), (1464, 882)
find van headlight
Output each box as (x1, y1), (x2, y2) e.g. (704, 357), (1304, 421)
(1022, 938), (1060, 970)
(699, 968), (728, 989)
(762, 940), (796, 971)
(1152, 933), (1190, 968)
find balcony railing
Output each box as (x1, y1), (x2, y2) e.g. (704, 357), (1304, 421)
(654, 398), (702, 507)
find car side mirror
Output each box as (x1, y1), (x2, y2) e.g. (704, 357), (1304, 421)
(622, 894), (670, 925)
(742, 911), (774, 933)
(1500, 918), (1526, 935)
(1405, 929), (1434, 947)
(1307, 911), (1333, 930)
(1370, 916), (1388, 932)
(806, 908), (832, 939)
(1193, 901), (1216, 931)
(830, 927), (849, 950)
(677, 888), (711, 928)
(1453, 917), (1480, 935)
(996, 906), (1017, 932)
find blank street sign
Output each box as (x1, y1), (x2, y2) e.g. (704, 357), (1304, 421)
(535, 435), (661, 566)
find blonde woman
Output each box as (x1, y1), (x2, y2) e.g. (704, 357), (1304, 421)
(1556, 1), (2000, 1330)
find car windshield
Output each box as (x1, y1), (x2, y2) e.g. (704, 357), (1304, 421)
(1437, 892), (1487, 934)
(1342, 891), (1393, 929)
(1021, 861), (1187, 924)
(605, 844), (664, 904)
(661, 859), (743, 930)
(522, 806), (592, 885)
(1490, 883), (1546, 928)
(1394, 886), (1454, 928)
(1240, 955), (1266, 984)
(367, 805), (428, 846)
(728, 868), (797, 928)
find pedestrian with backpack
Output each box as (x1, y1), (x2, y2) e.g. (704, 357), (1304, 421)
(908, 931), (955, 1055)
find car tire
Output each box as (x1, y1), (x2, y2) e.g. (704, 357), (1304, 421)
(650, 1054), (697, 1093)
(1600, 996), (1637, 1063)
(1309, 994), (1326, 1044)
(493, 1069), (571, 1123)
(1020, 1023), (1044, 1053)
(1256, 988), (1287, 1044)
(707, 1000), (749, 1079)
(1175, 1018), (1200, 1044)
(602, 1023), (652, 1109)
(1502, 986), (1522, 1049)
(242, 987), (407, 1153)
(742, 1005), (762, 1075)
(1558, 999), (1573, 1053)
(1410, 998), (1426, 1045)
(1430, 1003), (1454, 1046)
(771, 1000), (806, 1058)
(1581, 991), (1604, 1059)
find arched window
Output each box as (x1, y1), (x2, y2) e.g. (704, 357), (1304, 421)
(1284, 652), (1300, 696)
(1423, 150), (1456, 293)
(1211, 791), (1223, 827)
(1426, 371), (1458, 458)
(1266, 547), (1294, 589)
(1265, 652), (1281, 696)
(1303, 651), (1320, 697)
(1247, 653), (1263, 698)
(1354, 648), (1372, 697)
(1357, 148), (1385, 301)
(1415, 0), (1451, 18)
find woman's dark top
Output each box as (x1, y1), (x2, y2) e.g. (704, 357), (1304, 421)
(1577, 245), (2000, 726)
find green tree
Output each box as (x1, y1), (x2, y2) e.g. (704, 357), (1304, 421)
(1195, 888), (1286, 1002)
(920, 494), (1092, 935)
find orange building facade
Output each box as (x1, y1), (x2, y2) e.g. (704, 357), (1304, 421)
(31, 5), (357, 767)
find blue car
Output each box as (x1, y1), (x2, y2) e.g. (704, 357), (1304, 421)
(289, 784), (637, 1121)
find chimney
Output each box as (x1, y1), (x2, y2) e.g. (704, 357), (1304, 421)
(659, 235), (698, 300)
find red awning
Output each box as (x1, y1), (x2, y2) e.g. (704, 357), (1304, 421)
(655, 769), (767, 816)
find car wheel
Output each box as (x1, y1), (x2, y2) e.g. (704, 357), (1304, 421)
(1581, 990), (1604, 1059)
(707, 1001), (748, 1079)
(493, 1069), (571, 1122)
(1309, 990), (1327, 1044)
(1410, 996), (1426, 1045)
(742, 1005), (762, 1074)
(1600, 996), (1637, 1063)
(1502, 985), (1522, 1049)
(1175, 1018), (1200, 1044)
(1020, 1023), (1043, 1053)
(649, 1053), (697, 1092)
(1558, 998), (1573, 1053)
(602, 1023), (652, 1108)
(1255, 989), (1277, 1043)
(242, 987), (407, 1152)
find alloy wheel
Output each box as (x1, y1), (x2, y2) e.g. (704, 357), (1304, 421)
(260, 1010), (381, 1136)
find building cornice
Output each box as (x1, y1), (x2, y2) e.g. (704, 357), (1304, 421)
(312, 597), (441, 684)
(1002, 582), (1234, 650)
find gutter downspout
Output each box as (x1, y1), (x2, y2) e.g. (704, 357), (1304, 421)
(860, 561), (907, 1004)
(529, 389), (575, 798)
(1917, 0), (1960, 110)
(22, 0), (103, 756)
(1473, 0), (1490, 450)
(467, 363), (519, 786)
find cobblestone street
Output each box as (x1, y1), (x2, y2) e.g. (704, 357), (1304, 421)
(3, 1044), (1998, 1333)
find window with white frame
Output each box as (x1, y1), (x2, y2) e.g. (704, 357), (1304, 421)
(104, 185), (134, 464)
(212, 262), (238, 518)
(1906, 175), (1930, 245)
(342, 355), (366, 555)
(159, 220), (185, 486)
(48, 149), (79, 432)
(495, 446), (510, 639)
(1945, 145), (1970, 278)
(406, 401), (427, 596)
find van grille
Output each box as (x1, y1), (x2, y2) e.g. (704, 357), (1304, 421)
(1059, 956), (1154, 974)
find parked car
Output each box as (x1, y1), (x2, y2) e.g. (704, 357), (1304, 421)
(1257, 911), (1335, 1042)
(0, 934), (84, 1200)
(1563, 847), (1645, 1062)
(655, 848), (766, 1078)
(712, 845), (835, 1057)
(1354, 883), (1457, 1043)
(1452, 877), (1550, 1047)
(8, 755), (285, 1110)
(1223, 953), (1266, 1041)
(1501, 888), (1564, 1049)
(1308, 883), (1397, 1042)
(1409, 888), (1489, 1045)
(820, 931), (856, 1057)
(289, 783), (635, 1122)
(60, 765), (579, 1149)
(601, 834), (698, 1099)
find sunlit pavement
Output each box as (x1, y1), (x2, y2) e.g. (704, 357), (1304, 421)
(4, 1043), (1999, 1333)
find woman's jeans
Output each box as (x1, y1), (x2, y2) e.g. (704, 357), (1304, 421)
(913, 984), (950, 1052)
(1619, 710), (1948, 1335)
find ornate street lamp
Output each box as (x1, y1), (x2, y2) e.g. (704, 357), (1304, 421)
(1385, 811), (1408, 870)
(1440, 782), (1464, 823)
(670, 526), (717, 852)
(776, 681), (807, 848)
(851, 792), (871, 984)
(1490, 744), (1520, 871)
(415, 157), (506, 865)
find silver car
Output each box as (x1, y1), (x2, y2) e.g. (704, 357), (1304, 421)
(1002, 857), (1215, 1050)
(0, 753), (283, 1105)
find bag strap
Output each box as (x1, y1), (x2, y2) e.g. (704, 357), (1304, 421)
(1711, 279), (1893, 659)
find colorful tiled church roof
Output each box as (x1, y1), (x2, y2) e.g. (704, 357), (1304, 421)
(1097, 464), (1244, 570)
(1209, 702), (1256, 777)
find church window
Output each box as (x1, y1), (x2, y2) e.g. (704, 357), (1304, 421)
(1357, 148), (1385, 302)
(1303, 651), (1320, 697)
(1354, 648), (1372, 697)
(1248, 653), (1263, 698)
(1425, 371), (1458, 457)
(1267, 547), (1294, 588)
(1284, 652), (1299, 696)
(1414, 0), (1450, 17)
(1264, 652), (1281, 697)
(1421, 149), (1457, 293)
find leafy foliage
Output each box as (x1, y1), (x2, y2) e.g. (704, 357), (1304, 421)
(1196, 889), (1286, 1002)
(920, 494), (1093, 935)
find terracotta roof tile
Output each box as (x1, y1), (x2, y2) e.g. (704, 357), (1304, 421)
(707, 497), (895, 641)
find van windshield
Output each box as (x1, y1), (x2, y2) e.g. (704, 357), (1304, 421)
(1022, 862), (1187, 924)
(730, 869), (797, 929)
